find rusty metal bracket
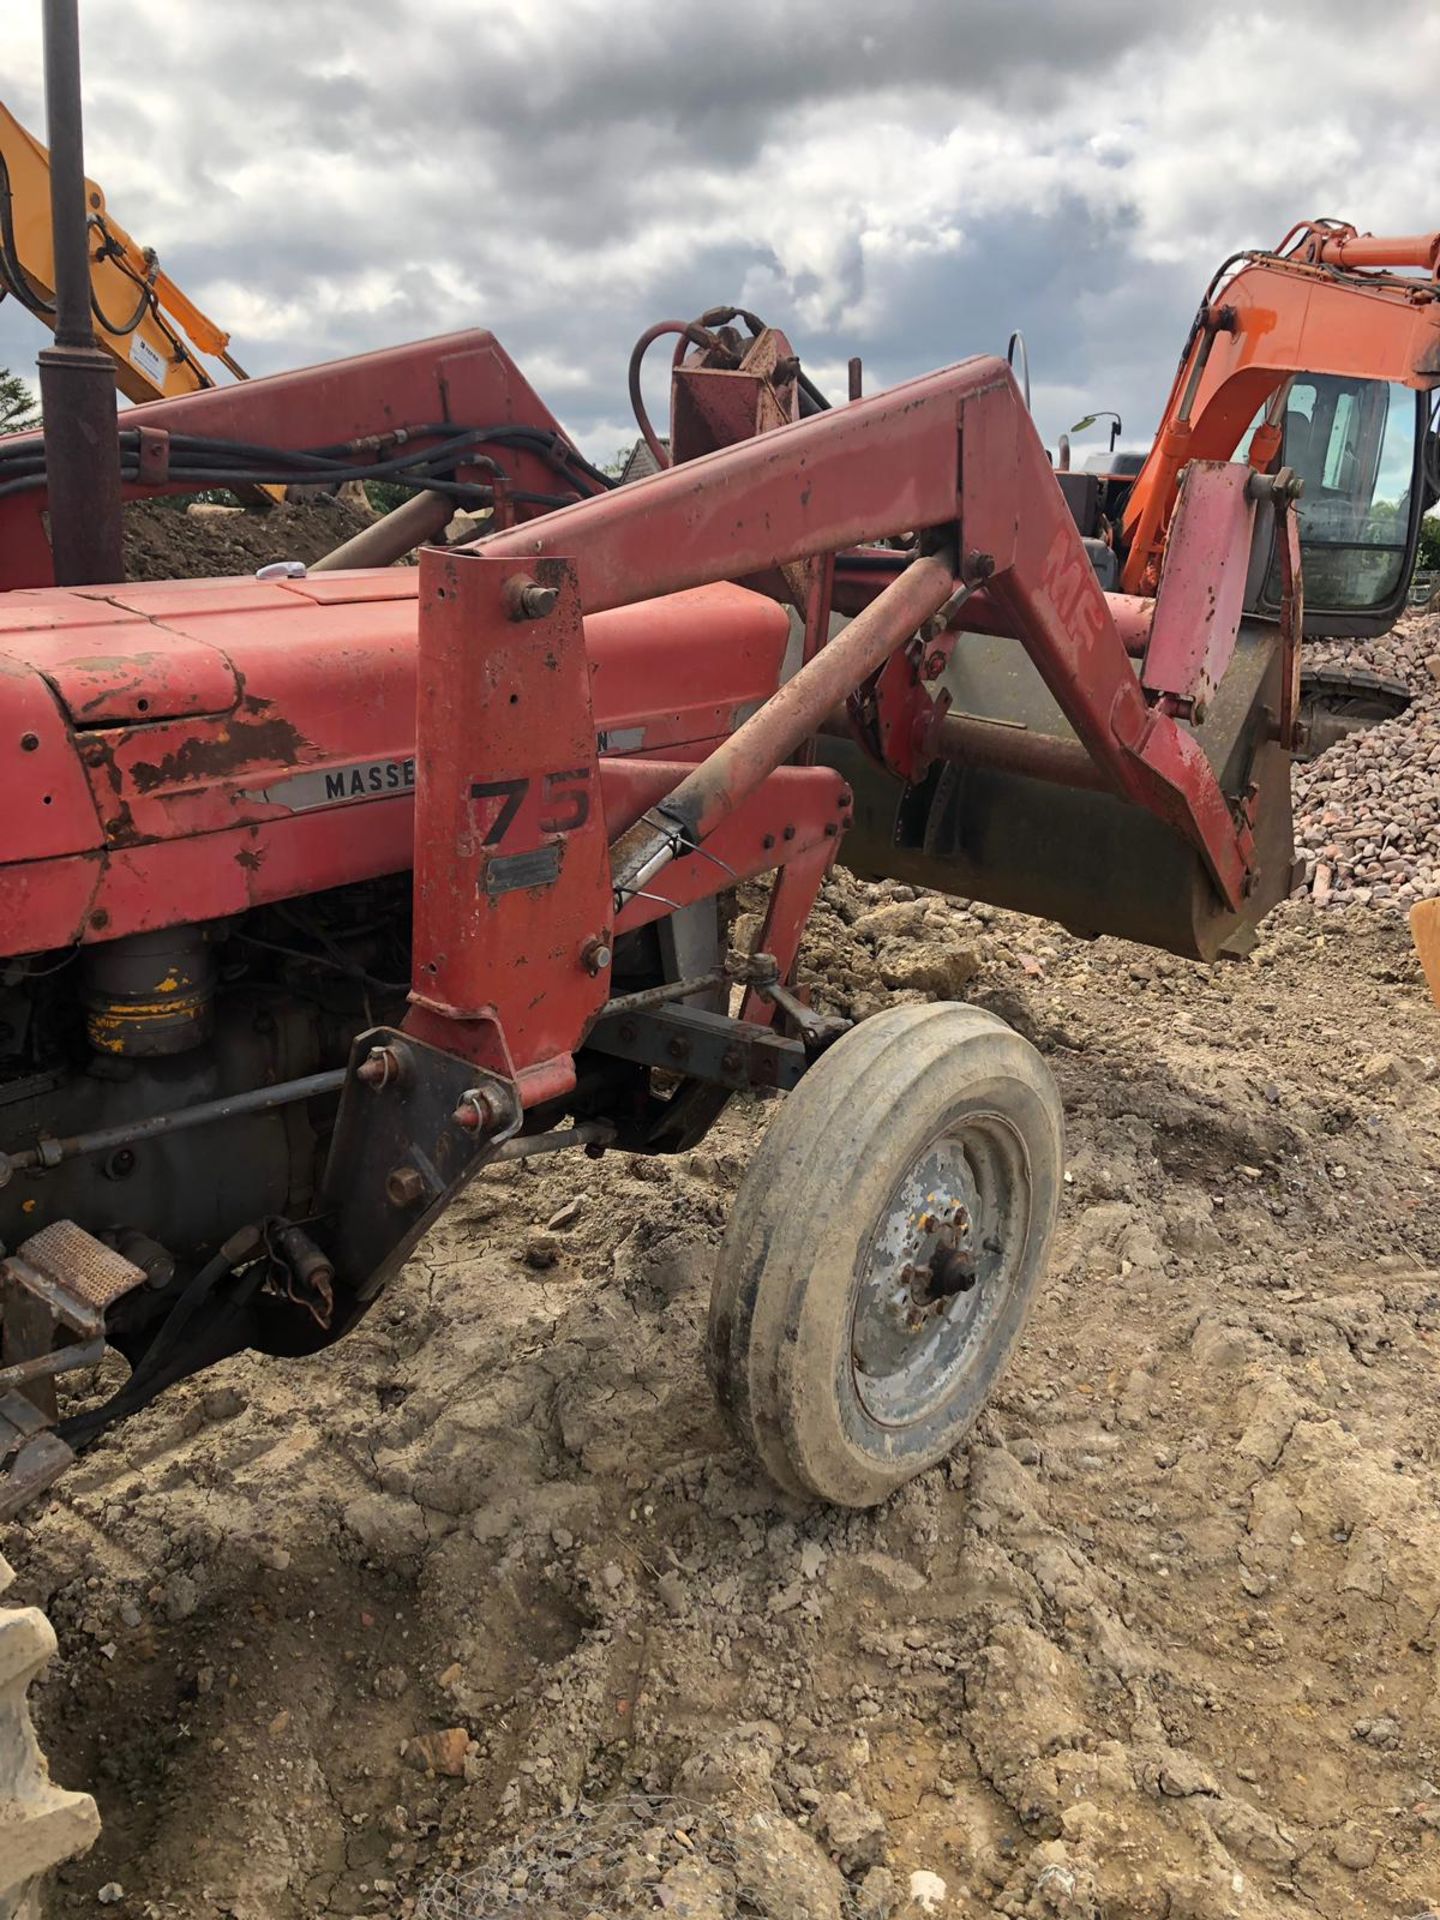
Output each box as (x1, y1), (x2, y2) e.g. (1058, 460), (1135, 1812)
(319, 1026), (522, 1312)
(135, 425), (170, 485)
(1252, 467), (1306, 752)
(0, 1390), (75, 1520)
(585, 1001), (809, 1093)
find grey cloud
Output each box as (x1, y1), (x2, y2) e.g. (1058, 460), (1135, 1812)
(1, 0), (1437, 476)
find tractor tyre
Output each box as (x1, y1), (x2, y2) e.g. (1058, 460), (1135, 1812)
(707, 1002), (1063, 1507)
(0, 1552), (99, 1920)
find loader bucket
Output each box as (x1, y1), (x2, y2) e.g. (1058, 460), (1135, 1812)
(822, 620), (1295, 962)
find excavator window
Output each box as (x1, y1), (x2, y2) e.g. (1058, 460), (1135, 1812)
(1259, 374), (1425, 621)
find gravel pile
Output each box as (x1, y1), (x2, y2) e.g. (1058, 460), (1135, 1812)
(1293, 605), (1440, 910)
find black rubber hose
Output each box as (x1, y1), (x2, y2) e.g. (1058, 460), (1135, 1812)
(0, 150), (55, 318)
(90, 278), (155, 338)
(56, 1229), (261, 1450)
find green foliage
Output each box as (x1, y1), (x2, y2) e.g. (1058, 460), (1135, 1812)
(364, 480), (413, 516)
(0, 368), (39, 435)
(1418, 510), (1440, 574)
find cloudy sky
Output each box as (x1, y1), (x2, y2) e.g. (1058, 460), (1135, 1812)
(4, 1), (1438, 466)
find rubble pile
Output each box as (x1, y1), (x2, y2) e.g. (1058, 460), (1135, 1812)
(1293, 605), (1440, 909)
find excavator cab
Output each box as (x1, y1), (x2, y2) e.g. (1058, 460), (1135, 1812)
(1258, 374), (1430, 636)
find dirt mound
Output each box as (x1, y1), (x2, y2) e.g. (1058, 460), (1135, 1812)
(121, 496), (376, 583)
(1294, 606), (1440, 910)
(7, 882), (1440, 1918)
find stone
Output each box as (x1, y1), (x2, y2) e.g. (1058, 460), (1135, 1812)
(162, 1572), (200, 1623)
(655, 1572), (687, 1617)
(907, 1871), (948, 1914)
(523, 1233), (560, 1270)
(1331, 1823), (1380, 1870)
(856, 1865), (898, 1918)
(817, 1790), (888, 1871)
(201, 1385), (246, 1422)
(404, 1727), (470, 1776)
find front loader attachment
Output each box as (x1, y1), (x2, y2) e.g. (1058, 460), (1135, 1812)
(827, 618), (1295, 961)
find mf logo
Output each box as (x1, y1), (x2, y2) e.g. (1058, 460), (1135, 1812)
(1039, 528), (1106, 650)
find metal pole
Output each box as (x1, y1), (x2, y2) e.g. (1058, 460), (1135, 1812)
(610, 548), (957, 904)
(309, 486), (454, 572)
(37, 0), (126, 584)
(0, 1066), (348, 1181)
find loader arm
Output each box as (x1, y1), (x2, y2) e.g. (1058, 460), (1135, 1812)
(477, 354), (1256, 910)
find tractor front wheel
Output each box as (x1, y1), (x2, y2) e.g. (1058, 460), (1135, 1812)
(707, 1002), (1063, 1507)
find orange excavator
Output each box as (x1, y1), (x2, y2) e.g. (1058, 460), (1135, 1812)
(1122, 220), (1440, 619)
(820, 218), (1439, 956)
(0, 98), (244, 402)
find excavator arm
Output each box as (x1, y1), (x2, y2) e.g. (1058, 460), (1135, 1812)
(0, 99), (242, 402)
(1122, 222), (1440, 606)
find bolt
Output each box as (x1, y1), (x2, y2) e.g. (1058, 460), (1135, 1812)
(782, 824), (796, 841)
(923, 650), (947, 680)
(762, 833), (776, 851)
(357, 1044), (402, 1090)
(19, 732), (39, 753)
(505, 573), (560, 620)
(720, 1045), (743, 1073)
(617, 1018), (638, 1044)
(453, 1087), (499, 1132)
(386, 1165), (426, 1208)
(664, 1035), (691, 1063)
(824, 822), (839, 837)
(582, 937), (613, 975)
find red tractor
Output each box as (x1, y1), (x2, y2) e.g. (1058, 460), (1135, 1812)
(0, 213), (1437, 1907)
(0, 219), (1436, 1508)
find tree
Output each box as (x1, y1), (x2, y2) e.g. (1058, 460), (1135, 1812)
(1418, 510), (1440, 574)
(0, 369), (38, 435)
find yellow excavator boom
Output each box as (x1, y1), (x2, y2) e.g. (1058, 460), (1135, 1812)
(0, 98), (244, 402)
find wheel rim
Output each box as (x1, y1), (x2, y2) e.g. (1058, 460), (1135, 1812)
(849, 1111), (1031, 1428)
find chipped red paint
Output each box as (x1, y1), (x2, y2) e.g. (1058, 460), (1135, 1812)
(0, 575), (789, 954)
(1140, 462), (1257, 716)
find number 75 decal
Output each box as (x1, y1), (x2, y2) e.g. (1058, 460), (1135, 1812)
(469, 767), (593, 846)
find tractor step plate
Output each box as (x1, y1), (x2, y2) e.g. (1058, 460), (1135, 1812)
(2, 1221), (146, 1339)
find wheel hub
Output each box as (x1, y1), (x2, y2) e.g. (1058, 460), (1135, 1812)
(850, 1134), (998, 1426)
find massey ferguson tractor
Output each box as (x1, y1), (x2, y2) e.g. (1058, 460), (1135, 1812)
(1, 186), (1438, 1906)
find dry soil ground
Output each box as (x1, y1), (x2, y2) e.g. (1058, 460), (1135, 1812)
(10, 880), (1440, 1920)
(10, 514), (1440, 1919)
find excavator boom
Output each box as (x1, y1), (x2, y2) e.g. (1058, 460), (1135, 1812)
(1121, 221), (1440, 628)
(0, 99), (241, 402)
